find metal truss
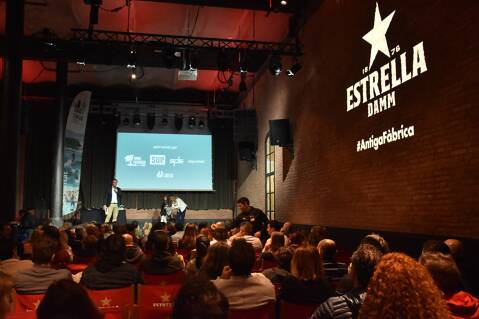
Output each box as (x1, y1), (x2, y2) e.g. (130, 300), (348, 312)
(71, 29), (299, 56)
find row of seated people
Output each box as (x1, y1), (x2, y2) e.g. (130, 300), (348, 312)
(0, 219), (478, 319)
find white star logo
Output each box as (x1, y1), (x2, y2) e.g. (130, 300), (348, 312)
(362, 2), (396, 69)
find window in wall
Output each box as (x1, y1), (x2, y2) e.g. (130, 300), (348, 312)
(265, 135), (275, 220)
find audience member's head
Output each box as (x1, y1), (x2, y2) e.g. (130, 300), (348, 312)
(175, 223), (185, 232)
(167, 223), (177, 237)
(42, 225), (60, 242)
(289, 231), (306, 248)
(32, 237), (58, 265)
(213, 228), (229, 242)
(239, 222), (253, 236)
(0, 241), (16, 261)
(419, 252), (462, 296)
(309, 225), (327, 247)
(280, 221), (292, 236)
(267, 220), (282, 235)
(151, 230), (171, 255)
(180, 224), (198, 249)
(274, 247), (293, 272)
(359, 253), (449, 319)
(229, 239), (255, 276)
(350, 244), (382, 289)
(443, 239), (464, 262)
(360, 233), (389, 255)
(37, 279), (103, 319)
(317, 239), (337, 263)
(122, 233), (135, 247)
(95, 234), (126, 271)
(291, 246), (323, 281)
(173, 275), (229, 319)
(422, 240), (451, 255)
(270, 232), (285, 252)
(201, 243), (230, 280)
(195, 235), (210, 269)
(0, 272), (13, 319)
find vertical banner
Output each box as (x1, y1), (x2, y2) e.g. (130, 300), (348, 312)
(62, 91), (92, 216)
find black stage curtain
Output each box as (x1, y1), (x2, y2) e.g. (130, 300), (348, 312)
(79, 114), (235, 210)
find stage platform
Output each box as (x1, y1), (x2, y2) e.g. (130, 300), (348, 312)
(78, 208), (233, 225)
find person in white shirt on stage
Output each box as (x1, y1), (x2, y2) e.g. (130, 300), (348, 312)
(103, 179), (122, 223)
(170, 196), (187, 225)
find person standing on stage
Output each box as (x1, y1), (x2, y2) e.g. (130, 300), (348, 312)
(231, 197), (269, 240)
(103, 179), (122, 223)
(170, 196), (187, 225)
(160, 196), (170, 223)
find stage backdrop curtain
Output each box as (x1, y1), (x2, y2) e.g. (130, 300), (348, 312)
(79, 114), (235, 210)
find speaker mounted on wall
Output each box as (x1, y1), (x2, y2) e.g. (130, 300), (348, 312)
(269, 119), (291, 147)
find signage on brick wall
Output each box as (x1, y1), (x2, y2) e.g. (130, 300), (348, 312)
(346, 2), (428, 152)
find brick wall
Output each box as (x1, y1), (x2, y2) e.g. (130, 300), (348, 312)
(237, 0), (479, 239)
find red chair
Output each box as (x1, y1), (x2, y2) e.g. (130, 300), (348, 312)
(137, 284), (181, 319)
(66, 263), (88, 274)
(229, 302), (275, 319)
(7, 312), (36, 319)
(87, 286), (134, 319)
(261, 258), (279, 271)
(142, 271), (185, 286)
(280, 301), (319, 319)
(14, 293), (44, 313)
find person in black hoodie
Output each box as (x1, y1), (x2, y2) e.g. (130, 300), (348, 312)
(309, 244), (381, 319)
(80, 234), (141, 289)
(140, 230), (184, 275)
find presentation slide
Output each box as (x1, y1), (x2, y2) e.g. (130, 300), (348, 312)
(115, 132), (213, 191)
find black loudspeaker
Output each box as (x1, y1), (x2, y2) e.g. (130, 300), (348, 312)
(233, 109), (257, 143)
(238, 142), (256, 161)
(269, 119), (291, 146)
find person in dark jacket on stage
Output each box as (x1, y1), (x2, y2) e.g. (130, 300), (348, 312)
(309, 244), (381, 319)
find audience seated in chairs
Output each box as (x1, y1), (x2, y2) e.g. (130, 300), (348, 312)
(317, 239), (347, 283)
(173, 274), (229, 319)
(178, 224), (198, 251)
(261, 232), (285, 270)
(308, 226), (327, 247)
(280, 245), (334, 305)
(14, 237), (71, 294)
(213, 239), (275, 310)
(37, 279), (103, 319)
(140, 230), (184, 277)
(420, 252), (479, 319)
(359, 252), (450, 319)
(229, 222), (263, 252)
(0, 272), (14, 319)
(310, 244), (381, 319)
(210, 223), (231, 246)
(288, 231), (307, 251)
(262, 247), (293, 285)
(201, 243), (230, 280)
(80, 234), (141, 290)
(360, 233), (389, 255)
(186, 235), (210, 276)
(0, 240), (33, 277)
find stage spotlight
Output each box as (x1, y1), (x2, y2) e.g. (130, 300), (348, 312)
(130, 67), (138, 80)
(269, 56), (282, 77)
(133, 113), (141, 126)
(146, 113), (155, 130)
(174, 115), (183, 131)
(127, 47), (136, 69)
(239, 72), (247, 92)
(188, 116), (196, 129)
(287, 62), (302, 77)
(122, 117), (130, 126)
(281, 0), (288, 5)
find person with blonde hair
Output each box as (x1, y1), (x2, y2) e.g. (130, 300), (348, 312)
(280, 245), (333, 304)
(359, 253), (450, 319)
(0, 272), (14, 319)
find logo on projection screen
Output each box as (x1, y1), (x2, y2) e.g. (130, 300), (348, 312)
(346, 2), (428, 118)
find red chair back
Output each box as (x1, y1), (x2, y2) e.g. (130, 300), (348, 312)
(280, 301), (319, 319)
(14, 293), (44, 313)
(87, 286), (134, 319)
(7, 312), (37, 319)
(66, 263), (88, 274)
(137, 284), (181, 319)
(261, 259), (279, 271)
(229, 302), (275, 319)
(142, 271), (185, 286)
